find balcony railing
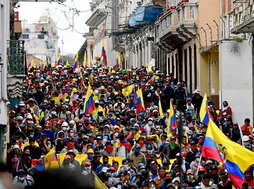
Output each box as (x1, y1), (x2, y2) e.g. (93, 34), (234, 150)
(7, 40), (26, 75)
(155, 1), (197, 41)
(231, 0), (254, 33)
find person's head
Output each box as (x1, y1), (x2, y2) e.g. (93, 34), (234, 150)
(83, 162), (91, 172)
(105, 141), (113, 152)
(219, 172), (229, 184)
(244, 118), (250, 125)
(86, 149), (94, 160)
(222, 101), (228, 107)
(134, 144), (141, 154)
(202, 174), (211, 187)
(158, 167), (166, 178)
(112, 161), (119, 170)
(233, 123), (239, 130)
(68, 129), (75, 138)
(170, 136), (176, 144)
(29, 138), (35, 147)
(209, 165), (218, 175)
(28, 99), (35, 107)
(102, 155), (109, 165)
(164, 172), (172, 183)
(190, 141), (197, 151)
(23, 148), (30, 156)
(172, 177), (180, 187)
(66, 150), (76, 160)
(17, 169), (26, 180)
(186, 169), (194, 181)
(244, 170), (253, 181)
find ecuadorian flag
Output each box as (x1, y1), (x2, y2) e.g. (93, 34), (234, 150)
(83, 85), (96, 115)
(199, 93), (209, 125)
(134, 88), (145, 114)
(101, 43), (107, 67)
(44, 147), (59, 169)
(167, 100), (177, 137)
(202, 120), (254, 188)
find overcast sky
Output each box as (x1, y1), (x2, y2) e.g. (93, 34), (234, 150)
(18, 0), (91, 55)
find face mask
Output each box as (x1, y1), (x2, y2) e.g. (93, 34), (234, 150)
(223, 104), (227, 107)
(187, 175), (194, 181)
(67, 144), (74, 150)
(88, 155), (93, 160)
(165, 178), (172, 183)
(69, 133), (74, 137)
(135, 148), (140, 154)
(27, 121), (33, 124)
(148, 121), (153, 126)
(62, 127), (67, 131)
(156, 154), (160, 158)
(103, 161), (108, 165)
(18, 177), (25, 181)
(154, 114), (158, 118)
(84, 167), (91, 172)
(244, 142), (250, 146)
(147, 150), (153, 154)
(83, 141), (88, 145)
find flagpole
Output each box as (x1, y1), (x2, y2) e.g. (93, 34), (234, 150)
(178, 111), (184, 188)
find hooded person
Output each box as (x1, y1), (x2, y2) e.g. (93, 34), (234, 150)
(127, 144), (146, 169)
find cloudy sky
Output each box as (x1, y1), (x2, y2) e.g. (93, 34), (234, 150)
(18, 0), (91, 55)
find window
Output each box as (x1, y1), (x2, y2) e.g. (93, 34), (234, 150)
(178, 10), (181, 22)
(169, 14), (172, 26)
(190, 6), (195, 19)
(21, 34), (29, 39)
(189, 46), (192, 93)
(182, 7), (185, 20)
(194, 44), (197, 90)
(38, 34), (44, 39)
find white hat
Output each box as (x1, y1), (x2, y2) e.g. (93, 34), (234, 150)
(26, 113), (33, 120)
(114, 126), (120, 129)
(62, 122), (68, 127)
(13, 145), (20, 149)
(242, 135), (250, 142)
(69, 120), (75, 125)
(172, 177), (180, 183)
(193, 89), (200, 94)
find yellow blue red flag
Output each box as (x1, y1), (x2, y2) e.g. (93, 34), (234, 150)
(202, 120), (254, 188)
(122, 84), (134, 96)
(134, 88), (145, 114)
(199, 93), (209, 124)
(83, 85), (96, 115)
(167, 100), (177, 137)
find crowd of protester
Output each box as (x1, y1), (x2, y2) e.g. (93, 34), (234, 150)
(5, 63), (254, 189)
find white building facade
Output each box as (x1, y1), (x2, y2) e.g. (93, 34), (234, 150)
(0, 0), (10, 162)
(20, 16), (59, 66)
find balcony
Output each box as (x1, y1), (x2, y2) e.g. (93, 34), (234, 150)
(7, 40), (26, 75)
(231, 0), (254, 33)
(85, 9), (107, 28)
(155, 1), (197, 50)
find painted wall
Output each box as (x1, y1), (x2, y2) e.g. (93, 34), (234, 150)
(198, 0), (220, 48)
(219, 40), (253, 124)
(0, 0), (10, 162)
